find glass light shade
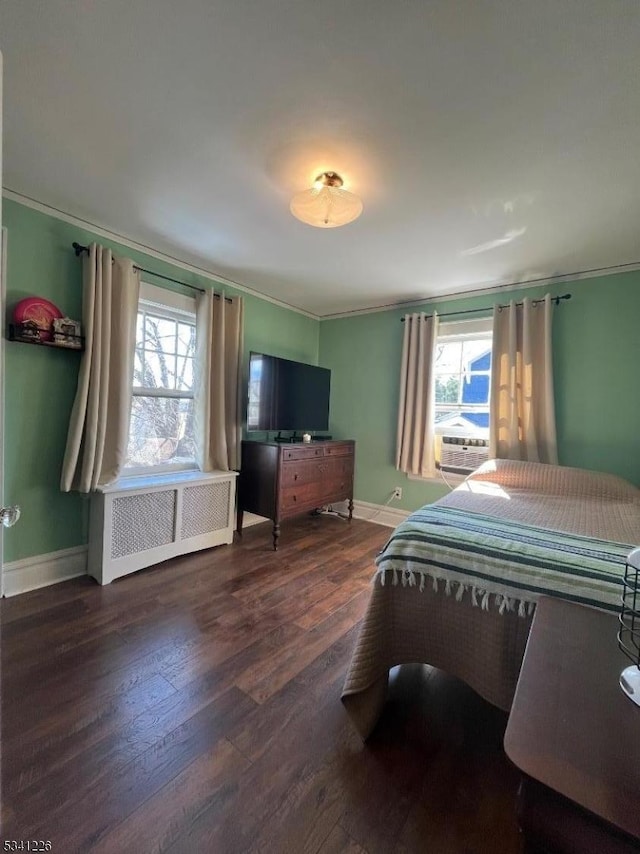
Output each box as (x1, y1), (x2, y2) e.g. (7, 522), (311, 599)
(290, 182), (363, 228)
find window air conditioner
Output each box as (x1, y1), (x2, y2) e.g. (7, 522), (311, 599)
(439, 436), (489, 474)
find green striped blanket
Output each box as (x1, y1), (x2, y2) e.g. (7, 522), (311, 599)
(375, 505), (633, 615)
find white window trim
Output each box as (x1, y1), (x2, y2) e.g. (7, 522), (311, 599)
(434, 316), (492, 437)
(124, 282), (200, 477)
(140, 281), (197, 316)
(410, 316), (493, 486)
(436, 316), (493, 339)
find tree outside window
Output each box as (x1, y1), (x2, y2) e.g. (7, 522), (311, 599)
(126, 302), (197, 472)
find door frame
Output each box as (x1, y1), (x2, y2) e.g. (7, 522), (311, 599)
(1, 53), (4, 596)
(0, 226), (6, 597)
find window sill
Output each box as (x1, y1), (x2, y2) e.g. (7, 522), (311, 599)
(122, 462), (199, 478)
(406, 470), (467, 488)
(99, 469), (237, 493)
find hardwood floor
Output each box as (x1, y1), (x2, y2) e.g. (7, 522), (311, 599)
(1, 516), (523, 853)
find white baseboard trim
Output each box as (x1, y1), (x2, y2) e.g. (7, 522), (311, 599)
(2, 514), (264, 597)
(3, 545), (88, 597)
(1, 501), (406, 596)
(243, 502), (409, 532)
(352, 499), (410, 527)
(332, 499), (410, 528)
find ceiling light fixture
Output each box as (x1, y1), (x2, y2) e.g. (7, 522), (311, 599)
(290, 171), (363, 228)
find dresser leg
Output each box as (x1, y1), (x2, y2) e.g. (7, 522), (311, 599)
(348, 498), (354, 522)
(272, 523), (280, 551)
(237, 508), (244, 536)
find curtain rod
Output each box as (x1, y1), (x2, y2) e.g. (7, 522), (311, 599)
(399, 293), (571, 321)
(72, 242), (232, 302)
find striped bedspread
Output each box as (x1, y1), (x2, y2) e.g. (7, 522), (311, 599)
(375, 505), (634, 615)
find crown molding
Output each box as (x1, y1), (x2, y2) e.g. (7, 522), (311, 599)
(2, 188), (320, 321)
(319, 260), (640, 321)
(5, 188), (639, 324)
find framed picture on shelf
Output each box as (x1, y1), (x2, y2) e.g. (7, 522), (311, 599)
(15, 319), (43, 342)
(52, 317), (83, 349)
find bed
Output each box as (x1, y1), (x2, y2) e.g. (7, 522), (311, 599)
(341, 459), (640, 739)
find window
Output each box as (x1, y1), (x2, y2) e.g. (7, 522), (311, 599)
(125, 283), (198, 474)
(434, 317), (493, 439)
(247, 354), (263, 431)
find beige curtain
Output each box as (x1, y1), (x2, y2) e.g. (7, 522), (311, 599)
(195, 290), (244, 472)
(396, 312), (439, 478)
(61, 244), (140, 492)
(489, 294), (557, 463)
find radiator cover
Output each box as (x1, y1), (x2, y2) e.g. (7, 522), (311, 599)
(88, 470), (237, 585)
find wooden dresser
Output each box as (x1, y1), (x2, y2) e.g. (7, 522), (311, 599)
(237, 440), (355, 549)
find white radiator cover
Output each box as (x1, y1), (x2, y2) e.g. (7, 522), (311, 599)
(88, 470), (237, 585)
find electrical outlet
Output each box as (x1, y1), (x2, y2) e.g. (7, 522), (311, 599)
(392, 486), (402, 500)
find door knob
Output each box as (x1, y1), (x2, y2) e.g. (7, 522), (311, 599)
(1, 506), (21, 528)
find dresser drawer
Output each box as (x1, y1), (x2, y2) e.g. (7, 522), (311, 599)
(282, 445), (325, 461)
(280, 484), (323, 513)
(323, 442), (353, 457)
(325, 456), (353, 478)
(321, 477), (352, 501)
(281, 459), (323, 487)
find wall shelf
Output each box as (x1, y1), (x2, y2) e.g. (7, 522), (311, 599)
(8, 323), (85, 352)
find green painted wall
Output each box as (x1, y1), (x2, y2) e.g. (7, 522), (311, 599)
(3, 198), (319, 563)
(320, 273), (640, 511)
(6, 195), (639, 562)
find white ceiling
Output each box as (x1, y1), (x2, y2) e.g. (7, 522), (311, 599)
(2, 1), (639, 317)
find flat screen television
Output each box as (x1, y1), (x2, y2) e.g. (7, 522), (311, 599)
(247, 352), (330, 432)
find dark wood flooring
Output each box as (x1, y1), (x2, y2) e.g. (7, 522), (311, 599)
(1, 516), (523, 853)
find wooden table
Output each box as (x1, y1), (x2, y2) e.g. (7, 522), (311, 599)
(504, 596), (640, 854)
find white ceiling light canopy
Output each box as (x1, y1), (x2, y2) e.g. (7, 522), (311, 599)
(290, 171), (363, 228)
